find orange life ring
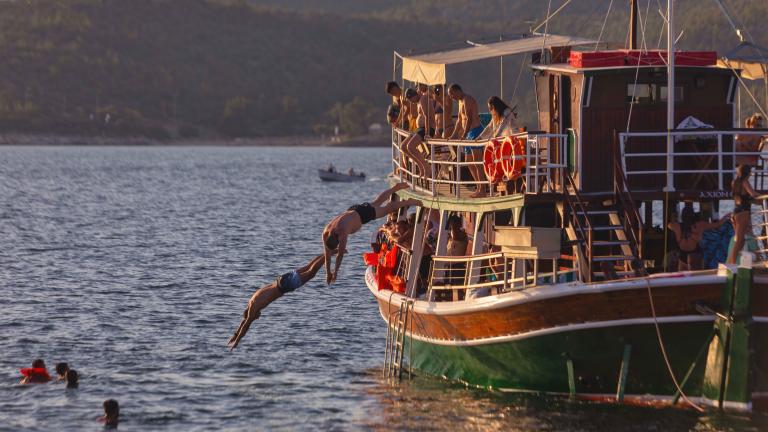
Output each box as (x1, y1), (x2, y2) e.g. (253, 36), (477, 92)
(483, 139), (504, 183)
(501, 136), (526, 180)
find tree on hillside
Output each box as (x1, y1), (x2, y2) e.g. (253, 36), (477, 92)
(324, 97), (379, 136)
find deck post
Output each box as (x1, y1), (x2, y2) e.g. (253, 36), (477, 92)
(405, 207), (427, 298)
(615, 344), (632, 402)
(702, 260), (754, 410)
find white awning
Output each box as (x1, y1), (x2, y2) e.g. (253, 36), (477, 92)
(400, 34), (596, 85)
(717, 58), (767, 80)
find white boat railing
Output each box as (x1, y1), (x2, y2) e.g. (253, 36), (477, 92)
(618, 129), (768, 192)
(392, 128), (568, 198)
(427, 251), (578, 302)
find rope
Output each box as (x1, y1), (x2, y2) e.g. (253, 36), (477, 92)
(594, 0), (613, 52)
(532, 0), (573, 33)
(644, 279), (705, 412)
(540, 0), (553, 61)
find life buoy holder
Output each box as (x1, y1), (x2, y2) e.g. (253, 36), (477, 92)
(501, 136), (527, 180)
(483, 139), (504, 183)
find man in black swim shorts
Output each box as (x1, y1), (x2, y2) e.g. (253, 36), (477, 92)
(323, 182), (421, 284)
(228, 255), (325, 350)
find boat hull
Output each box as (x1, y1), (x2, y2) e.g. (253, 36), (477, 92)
(369, 267), (768, 410)
(318, 169), (365, 182)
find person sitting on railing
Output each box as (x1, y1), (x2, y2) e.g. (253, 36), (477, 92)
(399, 84), (437, 178)
(728, 164), (761, 264)
(448, 84), (486, 197)
(667, 205), (731, 271)
(478, 96), (517, 140)
(432, 84), (454, 139)
(735, 113), (766, 171)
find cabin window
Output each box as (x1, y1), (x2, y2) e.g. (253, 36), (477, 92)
(659, 85), (684, 103)
(626, 83), (657, 104)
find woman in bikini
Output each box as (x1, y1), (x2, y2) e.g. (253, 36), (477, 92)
(728, 164), (761, 264)
(479, 96), (517, 140)
(667, 206), (730, 270)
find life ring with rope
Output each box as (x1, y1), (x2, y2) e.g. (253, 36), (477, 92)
(501, 136), (526, 180)
(483, 139), (504, 183)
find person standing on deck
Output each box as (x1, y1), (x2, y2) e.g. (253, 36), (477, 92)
(399, 84), (437, 178)
(734, 114), (766, 171)
(228, 255), (326, 350)
(432, 84), (454, 139)
(479, 96), (517, 140)
(728, 164), (761, 264)
(323, 182), (421, 284)
(386, 81), (411, 129)
(448, 84), (485, 197)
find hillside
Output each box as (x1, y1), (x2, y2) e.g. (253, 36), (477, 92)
(0, 0), (765, 139)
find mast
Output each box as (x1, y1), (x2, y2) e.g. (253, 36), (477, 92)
(666, 0), (675, 191)
(629, 0), (638, 50)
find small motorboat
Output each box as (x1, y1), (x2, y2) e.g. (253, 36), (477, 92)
(318, 168), (366, 182)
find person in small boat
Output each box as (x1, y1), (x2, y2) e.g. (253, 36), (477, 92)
(66, 369), (79, 389)
(399, 84), (437, 177)
(734, 113), (765, 170)
(20, 359), (51, 384)
(479, 96), (517, 140)
(432, 84), (454, 139)
(55, 362), (69, 382)
(323, 182), (421, 284)
(667, 206), (730, 270)
(728, 164), (761, 264)
(327, 163), (336, 173)
(448, 84), (485, 197)
(99, 399), (119, 427)
(228, 255), (325, 350)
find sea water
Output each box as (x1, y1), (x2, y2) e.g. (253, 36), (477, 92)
(1, 146), (766, 431)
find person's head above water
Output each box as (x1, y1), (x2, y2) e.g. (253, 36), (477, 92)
(56, 362), (69, 379)
(66, 369), (79, 388)
(32, 359), (46, 369)
(102, 399), (119, 426)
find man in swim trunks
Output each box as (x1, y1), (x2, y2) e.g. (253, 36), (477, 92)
(448, 84), (486, 197)
(399, 84), (437, 177)
(228, 255), (325, 350)
(323, 182), (421, 284)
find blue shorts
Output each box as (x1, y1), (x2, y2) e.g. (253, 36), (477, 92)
(463, 126), (485, 154)
(276, 270), (303, 294)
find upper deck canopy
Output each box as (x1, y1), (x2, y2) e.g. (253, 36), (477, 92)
(400, 34), (595, 85)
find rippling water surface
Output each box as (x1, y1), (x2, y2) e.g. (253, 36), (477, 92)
(1, 145), (767, 431)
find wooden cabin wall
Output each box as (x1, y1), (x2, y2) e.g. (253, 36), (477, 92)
(579, 68), (734, 193)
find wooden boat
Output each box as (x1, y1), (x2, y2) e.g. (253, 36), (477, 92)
(364, 0), (768, 412)
(318, 169), (365, 182)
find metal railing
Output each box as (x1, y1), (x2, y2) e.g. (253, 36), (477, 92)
(426, 251), (578, 301)
(563, 171), (594, 281)
(392, 128), (568, 198)
(612, 142), (644, 261)
(618, 129), (768, 192)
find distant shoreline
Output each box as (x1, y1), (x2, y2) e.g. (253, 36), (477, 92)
(0, 133), (390, 147)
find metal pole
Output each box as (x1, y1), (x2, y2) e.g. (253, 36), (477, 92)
(629, 0), (638, 50)
(665, 0), (676, 192)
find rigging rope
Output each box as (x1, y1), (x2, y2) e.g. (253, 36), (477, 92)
(532, 0), (573, 33)
(594, 0), (614, 52)
(644, 279), (705, 412)
(540, 0), (553, 61)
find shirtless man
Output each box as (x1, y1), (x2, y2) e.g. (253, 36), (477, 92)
(399, 84), (437, 177)
(432, 84), (454, 139)
(323, 182), (421, 284)
(228, 255), (325, 350)
(448, 84), (486, 197)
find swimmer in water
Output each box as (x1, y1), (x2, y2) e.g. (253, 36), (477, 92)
(20, 359), (51, 384)
(66, 369), (79, 389)
(98, 399), (119, 427)
(228, 255), (325, 350)
(55, 362), (69, 382)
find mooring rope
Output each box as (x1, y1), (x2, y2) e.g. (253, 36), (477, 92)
(644, 279), (705, 412)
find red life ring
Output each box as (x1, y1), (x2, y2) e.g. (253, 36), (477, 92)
(483, 139), (503, 183)
(20, 367), (51, 382)
(501, 136), (526, 180)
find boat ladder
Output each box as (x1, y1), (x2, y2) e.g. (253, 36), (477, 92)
(383, 300), (413, 380)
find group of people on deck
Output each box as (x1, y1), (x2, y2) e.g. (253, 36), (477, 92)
(386, 81), (517, 198)
(667, 113), (766, 269)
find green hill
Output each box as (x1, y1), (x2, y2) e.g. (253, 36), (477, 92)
(0, 0), (765, 139)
